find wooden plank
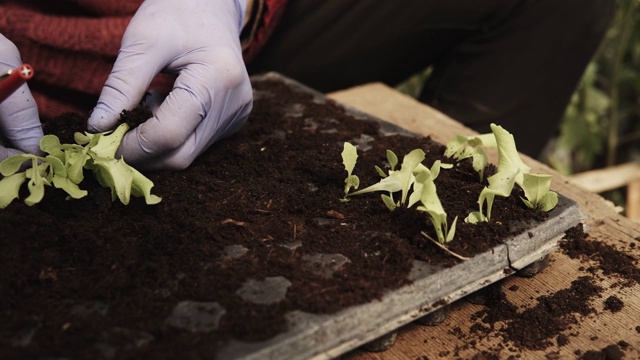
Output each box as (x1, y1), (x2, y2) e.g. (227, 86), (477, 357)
(627, 179), (640, 221)
(329, 83), (640, 359)
(569, 162), (640, 193)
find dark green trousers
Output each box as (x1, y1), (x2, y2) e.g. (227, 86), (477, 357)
(247, 0), (616, 157)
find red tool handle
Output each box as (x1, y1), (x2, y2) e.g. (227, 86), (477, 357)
(0, 64), (34, 103)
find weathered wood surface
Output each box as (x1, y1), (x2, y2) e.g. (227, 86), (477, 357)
(329, 83), (640, 359)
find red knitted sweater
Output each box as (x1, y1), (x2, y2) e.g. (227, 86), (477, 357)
(0, 0), (287, 119)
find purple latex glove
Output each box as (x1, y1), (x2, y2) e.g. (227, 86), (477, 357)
(0, 34), (43, 162)
(88, 0), (252, 171)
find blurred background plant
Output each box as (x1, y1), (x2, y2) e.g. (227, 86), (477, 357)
(549, 0), (640, 174)
(396, 0), (640, 216)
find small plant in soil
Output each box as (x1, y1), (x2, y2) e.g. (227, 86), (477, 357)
(0, 123), (161, 208)
(342, 123), (560, 246)
(342, 145), (457, 244)
(461, 124), (559, 223)
(340, 142), (360, 201)
(444, 131), (496, 182)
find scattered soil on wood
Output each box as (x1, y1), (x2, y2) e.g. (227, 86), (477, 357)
(1, 76), (552, 359)
(476, 276), (601, 350)
(447, 224), (640, 359)
(561, 224), (640, 288)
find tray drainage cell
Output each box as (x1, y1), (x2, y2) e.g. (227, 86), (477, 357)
(360, 330), (399, 352)
(95, 327), (155, 359)
(166, 301), (226, 333)
(465, 281), (505, 305)
(236, 276), (292, 305)
(515, 254), (550, 278)
(301, 253), (351, 279)
(415, 304), (451, 326)
(220, 245), (249, 262)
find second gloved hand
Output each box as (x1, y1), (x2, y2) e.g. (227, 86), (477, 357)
(88, 0), (252, 171)
(0, 34), (43, 162)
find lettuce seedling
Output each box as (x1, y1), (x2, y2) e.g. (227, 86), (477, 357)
(445, 133), (496, 182)
(412, 161), (458, 243)
(374, 149), (399, 178)
(341, 142), (360, 201)
(349, 148), (426, 210)
(520, 173), (558, 211)
(465, 124), (557, 223)
(79, 124), (161, 205)
(342, 146), (457, 243)
(0, 123), (161, 208)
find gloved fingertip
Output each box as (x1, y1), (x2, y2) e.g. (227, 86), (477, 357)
(87, 107), (119, 133)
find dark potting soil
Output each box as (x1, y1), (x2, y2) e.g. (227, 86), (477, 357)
(1, 77), (551, 359)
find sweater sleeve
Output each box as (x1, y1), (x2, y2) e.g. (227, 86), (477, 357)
(0, 0), (287, 119)
(242, 0), (288, 63)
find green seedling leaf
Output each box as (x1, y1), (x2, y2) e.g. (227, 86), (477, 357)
(381, 194), (397, 211)
(350, 149), (425, 204)
(25, 168), (46, 206)
(66, 148), (90, 184)
(0, 154), (34, 176)
(398, 149), (425, 204)
(520, 173), (558, 211)
(446, 216), (458, 243)
(40, 135), (65, 160)
(350, 172), (403, 196)
(408, 168), (428, 208)
(374, 165), (387, 178)
(412, 160), (457, 243)
(90, 157), (134, 205)
(52, 175), (88, 199)
(46, 155), (67, 178)
(471, 147), (489, 182)
(472, 124), (531, 222)
(445, 133), (495, 181)
(74, 131), (92, 145)
(408, 161), (443, 208)
(131, 167), (162, 205)
(387, 150), (398, 171)
(88, 123), (130, 159)
(492, 123), (530, 184)
(465, 211), (486, 224)
(341, 142), (360, 199)
(374, 150), (402, 178)
(0, 172), (27, 208)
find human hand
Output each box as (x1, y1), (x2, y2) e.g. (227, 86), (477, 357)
(88, 0), (252, 171)
(0, 34), (43, 162)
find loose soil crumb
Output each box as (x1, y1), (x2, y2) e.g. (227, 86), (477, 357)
(556, 334), (569, 347)
(603, 296), (624, 313)
(580, 344), (624, 360)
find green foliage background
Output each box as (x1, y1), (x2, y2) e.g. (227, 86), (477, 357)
(551, 0), (640, 175)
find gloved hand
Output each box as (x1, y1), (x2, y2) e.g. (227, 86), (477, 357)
(88, 0), (252, 171)
(0, 34), (43, 162)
